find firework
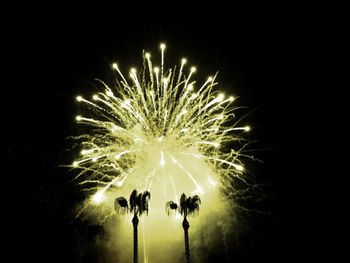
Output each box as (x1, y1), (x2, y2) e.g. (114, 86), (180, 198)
(71, 43), (252, 214)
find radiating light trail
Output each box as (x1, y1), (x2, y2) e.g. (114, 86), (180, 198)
(68, 44), (256, 262)
(70, 43), (253, 210)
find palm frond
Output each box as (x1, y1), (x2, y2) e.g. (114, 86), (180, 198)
(165, 201), (178, 215)
(114, 197), (128, 214)
(140, 191), (151, 215)
(187, 195), (201, 216)
(179, 193), (187, 214)
(129, 189), (138, 213)
(192, 195), (201, 204)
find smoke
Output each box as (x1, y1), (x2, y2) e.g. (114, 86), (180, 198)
(72, 189), (243, 263)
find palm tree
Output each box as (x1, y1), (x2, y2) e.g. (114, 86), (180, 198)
(166, 193), (201, 263)
(115, 189), (151, 263)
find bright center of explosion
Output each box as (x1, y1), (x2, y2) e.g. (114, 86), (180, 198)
(70, 43), (253, 262)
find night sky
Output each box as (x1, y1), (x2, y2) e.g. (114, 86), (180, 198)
(2, 3), (319, 263)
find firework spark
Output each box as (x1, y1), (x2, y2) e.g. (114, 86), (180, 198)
(70, 43), (253, 219)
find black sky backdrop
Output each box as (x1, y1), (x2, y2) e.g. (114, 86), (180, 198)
(1, 3), (322, 263)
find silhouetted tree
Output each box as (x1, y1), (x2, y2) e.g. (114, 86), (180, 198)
(115, 189), (151, 263)
(166, 193), (201, 263)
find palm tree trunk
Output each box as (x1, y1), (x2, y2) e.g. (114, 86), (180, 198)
(182, 217), (190, 263)
(132, 214), (139, 263)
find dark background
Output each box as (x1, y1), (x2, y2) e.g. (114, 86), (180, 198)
(1, 3), (322, 263)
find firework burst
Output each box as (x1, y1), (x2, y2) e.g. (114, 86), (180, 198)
(70, 43), (253, 219)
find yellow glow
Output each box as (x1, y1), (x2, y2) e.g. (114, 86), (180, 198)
(196, 186), (204, 194)
(92, 191), (104, 204)
(208, 178), (218, 186)
(71, 45), (254, 257)
(235, 164), (244, 171)
(106, 90), (114, 97)
(115, 150), (130, 160)
(121, 99), (130, 109)
(217, 93), (225, 102)
(159, 151), (165, 166)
